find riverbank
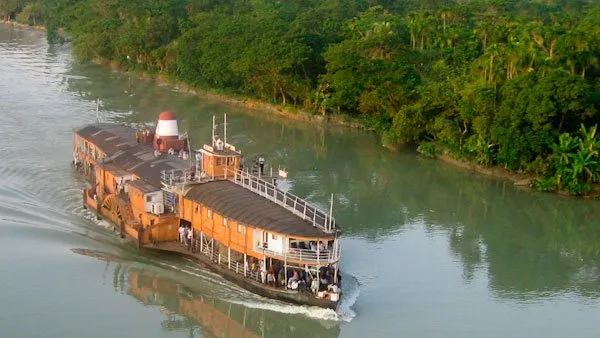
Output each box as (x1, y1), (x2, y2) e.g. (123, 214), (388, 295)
(433, 152), (600, 199)
(92, 57), (366, 130)
(1, 20), (45, 31)
(92, 57), (600, 199)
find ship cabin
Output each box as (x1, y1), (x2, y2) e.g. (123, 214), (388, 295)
(73, 121), (186, 247)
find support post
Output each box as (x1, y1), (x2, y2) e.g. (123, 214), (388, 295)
(329, 193), (334, 231)
(228, 247), (231, 269)
(244, 253), (247, 276)
(263, 255), (267, 284)
(200, 232), (204, 253)
(284, 251), (288, 290)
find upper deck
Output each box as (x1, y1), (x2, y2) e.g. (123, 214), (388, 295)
(74, 123), (188, 188)
(75, 122), (340, 239)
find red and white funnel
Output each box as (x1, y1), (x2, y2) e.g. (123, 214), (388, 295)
(155, 111), (179, 137)
(153, 112), (186, 153)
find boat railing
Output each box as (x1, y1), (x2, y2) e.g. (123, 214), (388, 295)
(160, 168), (213, 187)
(192, 237), (264, 283)
(255, 245), (337, 264)
(229, 169), (336, 233)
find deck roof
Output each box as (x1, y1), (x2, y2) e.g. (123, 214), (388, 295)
(185, 181), (335, 239)
(75, 123), (187, 188)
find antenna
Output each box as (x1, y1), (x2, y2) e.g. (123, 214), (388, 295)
(224, 113), (227, 146)
(329, 193), (334, 231)
(95, 98), (100, 122)
(186, 130), (192, 168)
(212, 115), (216, 147)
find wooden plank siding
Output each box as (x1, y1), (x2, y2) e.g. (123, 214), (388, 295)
(179, 199), (265, 260)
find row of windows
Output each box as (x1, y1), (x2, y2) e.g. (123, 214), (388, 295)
(193, 203), (245, 233)
(214, 157), (237, 166)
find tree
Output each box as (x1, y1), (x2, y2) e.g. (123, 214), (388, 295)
(0, 0), (20, 21)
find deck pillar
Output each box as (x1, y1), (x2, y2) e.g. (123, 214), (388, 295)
(200, 232), (204, 253)
(243, 253), (247, 276)
(228, 248), (231, 269)
(284, 251), (287, 290)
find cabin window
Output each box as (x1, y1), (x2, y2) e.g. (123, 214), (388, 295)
(237, 224), (243, 233)
(207, 209), (213, 219)
(227, 157), (235, 165)
(272, 234), (278, 240)
(223, 218), (228, 227)
(146, 195), (152, 202)
(195, 204), (199, 213)
(150, 219), (155, 226)
(216, 157), (223, 166)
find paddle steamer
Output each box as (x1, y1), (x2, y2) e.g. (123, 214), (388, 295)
(72, 112), (342, 309)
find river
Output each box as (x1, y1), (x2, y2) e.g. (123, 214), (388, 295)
(2, 24), (600, 338)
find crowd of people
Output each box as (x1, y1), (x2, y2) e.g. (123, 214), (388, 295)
(251, 259), (340, 298)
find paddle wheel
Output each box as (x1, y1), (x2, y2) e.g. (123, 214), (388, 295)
(101, 194), (122, 224)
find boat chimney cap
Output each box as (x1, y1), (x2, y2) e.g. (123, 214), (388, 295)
(158, 111), (177, 121)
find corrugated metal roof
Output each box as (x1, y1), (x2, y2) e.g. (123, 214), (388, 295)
(75, 123), (187, 188)
(185, 181), (335, 239)
(128, 179), (161, 193)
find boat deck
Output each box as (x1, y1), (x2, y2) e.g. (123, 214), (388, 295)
(144, 241), (338, 309)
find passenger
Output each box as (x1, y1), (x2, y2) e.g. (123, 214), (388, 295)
(178, 225), (185, 244)
(258, 156), (265, 173)
(328, 284), (339, 293)
(298, 280), (307, 292)
(183, 227), (189, 246)
(287, 270), (299, 289)
(267, 266), (276, 287)
(311, 279), (319, 294)
(277, 268), (285, 287)
(259, 261), (266, 284)
(187, 227), (193, 251)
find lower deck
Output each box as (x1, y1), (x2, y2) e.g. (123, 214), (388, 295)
(144, 241), (339, 309)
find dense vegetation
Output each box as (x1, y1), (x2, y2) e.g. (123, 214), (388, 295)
(4, 0), (600, 195)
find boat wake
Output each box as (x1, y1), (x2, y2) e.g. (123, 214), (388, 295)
(157, 258), (360, 323)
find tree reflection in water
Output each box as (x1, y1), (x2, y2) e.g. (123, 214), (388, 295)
(71, 248), (340, 338)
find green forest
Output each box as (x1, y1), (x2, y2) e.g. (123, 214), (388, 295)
(3, 0), (600, 195)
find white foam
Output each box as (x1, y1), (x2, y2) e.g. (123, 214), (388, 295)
(228, 299), (341, 322)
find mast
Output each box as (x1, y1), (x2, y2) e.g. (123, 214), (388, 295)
(329, 193), (334, 231)
(224, 113), (227, 146)
(212, 115), (216, 147)
(96, 99), (100, 122)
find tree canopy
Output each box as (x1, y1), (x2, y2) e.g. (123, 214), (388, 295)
(8, 0), (600, 194)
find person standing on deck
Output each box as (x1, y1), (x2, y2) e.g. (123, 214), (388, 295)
(259, 260), (266, 284)
(178, 225), (185, 244)
(183, 227), (189, 247)
(187, 227), (193, 251)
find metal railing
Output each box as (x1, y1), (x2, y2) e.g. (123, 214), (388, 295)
(192, 237), (263, 283)
(255, 245), (337, 264)
(160, 169), (213, 186)
(230, 169), (336, 233)
(159, 167), (338, 233)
